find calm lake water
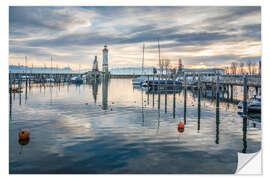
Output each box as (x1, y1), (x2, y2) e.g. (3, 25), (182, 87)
(9, 78), (261, 174)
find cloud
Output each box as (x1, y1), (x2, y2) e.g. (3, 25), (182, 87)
(9, 6), (261, 69)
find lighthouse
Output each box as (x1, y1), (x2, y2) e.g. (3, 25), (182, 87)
(102, 44), (109, 75)
(92, 56), (98, 72)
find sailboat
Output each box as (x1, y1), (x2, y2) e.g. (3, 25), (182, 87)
(132, 43), (147, 85)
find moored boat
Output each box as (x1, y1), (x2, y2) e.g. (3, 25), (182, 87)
(238, 95), (261, 113)
(70, 76), (83, 84)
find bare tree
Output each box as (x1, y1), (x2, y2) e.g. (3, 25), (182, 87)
(259, 61), (261, 75)
(251, 62), (256, 75)
(230, 62), (237, 74)
(239, 62), (245, 74)
(224, 66), (229, 74)
(247, 61), (252, 75)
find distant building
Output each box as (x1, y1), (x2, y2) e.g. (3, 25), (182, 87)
(178, 58), (183, 74)
(102, 45), (109, 74)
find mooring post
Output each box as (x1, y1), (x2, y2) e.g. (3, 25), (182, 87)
(147, 74), (149, 105)
(243, 75), (248, 115)
(152, 73), (154, 89)
(242, 116), (247, 153)
(184, 82), (187, 125)
(158, 73), (160, 110)
(197, 73), (201, 132)
(19, 73), (21, 105)
(9, 71), (12, 105)
(164, 66), (168, 114)
(230, 84), (233, 101)
(216, 74), (220, 109)
(215, 91), (220, 144)
(173, 74), (176, 118)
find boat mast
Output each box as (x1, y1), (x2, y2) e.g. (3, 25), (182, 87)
(158, 39), (160, 72)
(51, 56), (52, 75)
(142, 43), (145, 75)
(25, 56), (27, 74)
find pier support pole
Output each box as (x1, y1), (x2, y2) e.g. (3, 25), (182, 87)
(197, 74), (201, 132)
(216, 74), (220, 109)
(230, 84), (233, 101)
(147, 75), (149, 105)
(184, 74), (187, 124)
(243, 75), (248, 115)
(173, 74), (176, 119)
(152, 74), (155, 108)
(9, 72), (12, 105)
(158, 74), (160, 110)
(216, 99), (220, 144)
(19, 73), (21, 105)
(242, 116), (247, 153)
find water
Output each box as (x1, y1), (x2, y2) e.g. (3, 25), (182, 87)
(9, 79), (261, 174)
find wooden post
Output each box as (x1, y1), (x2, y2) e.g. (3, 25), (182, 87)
(19, 73), (21, 105)
(173, 74), (176, 118)
(184, 83), (187, 125)
(158, 73), (160, 110)
(147, 74), (149, 105)
(243, 75), (248, 115)
(216, 74), (220, 109)
(242, 116), (247, 153)
(230, 84), (233, 101)
(9, 72), (12, 105)
(216, 100), (220, 144)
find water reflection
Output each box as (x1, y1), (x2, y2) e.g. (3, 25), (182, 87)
(242, 117), (247, 153)
(216, 97), (220, 144)
(184, 88), (187, 124)
(91, 80), (100, 104)
(9, 79), (261, 174)
(102, 77), (109, 110)
(197, 88), (201, 132)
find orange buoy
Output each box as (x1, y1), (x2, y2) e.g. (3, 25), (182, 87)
(18, 129), (30, 140)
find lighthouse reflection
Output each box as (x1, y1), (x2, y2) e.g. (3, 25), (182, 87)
(91, 80), (100, 104)
(102, 77), (109, 110)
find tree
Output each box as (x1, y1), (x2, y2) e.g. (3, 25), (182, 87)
(230, 62), (237, 74)
(224, 66), (229, 74)
(251, 62), (256, 75)
(239, 62), (245, 74)
(247, 61), (252, 75)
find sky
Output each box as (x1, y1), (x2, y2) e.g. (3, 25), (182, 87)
(9, 6), (261, 70)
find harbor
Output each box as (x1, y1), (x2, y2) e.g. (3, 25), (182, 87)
(9, 6), (262, 174)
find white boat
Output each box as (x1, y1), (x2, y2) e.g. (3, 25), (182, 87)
(70, 76), (83, 84)
(45, 78), (55, 83)
(238, 95), (261, 112)
(132, 75), (159, 85)
(132, 76), (147, 85)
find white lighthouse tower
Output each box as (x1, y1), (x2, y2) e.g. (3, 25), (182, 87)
(102, 44), (109, 75)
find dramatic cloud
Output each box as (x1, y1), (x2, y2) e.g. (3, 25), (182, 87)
(9, 6), (261, 70)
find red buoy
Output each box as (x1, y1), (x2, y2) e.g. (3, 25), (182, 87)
(178, 123), (184, 129)
(177, 123), (184, 133)
(178, 127), (184, 133)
